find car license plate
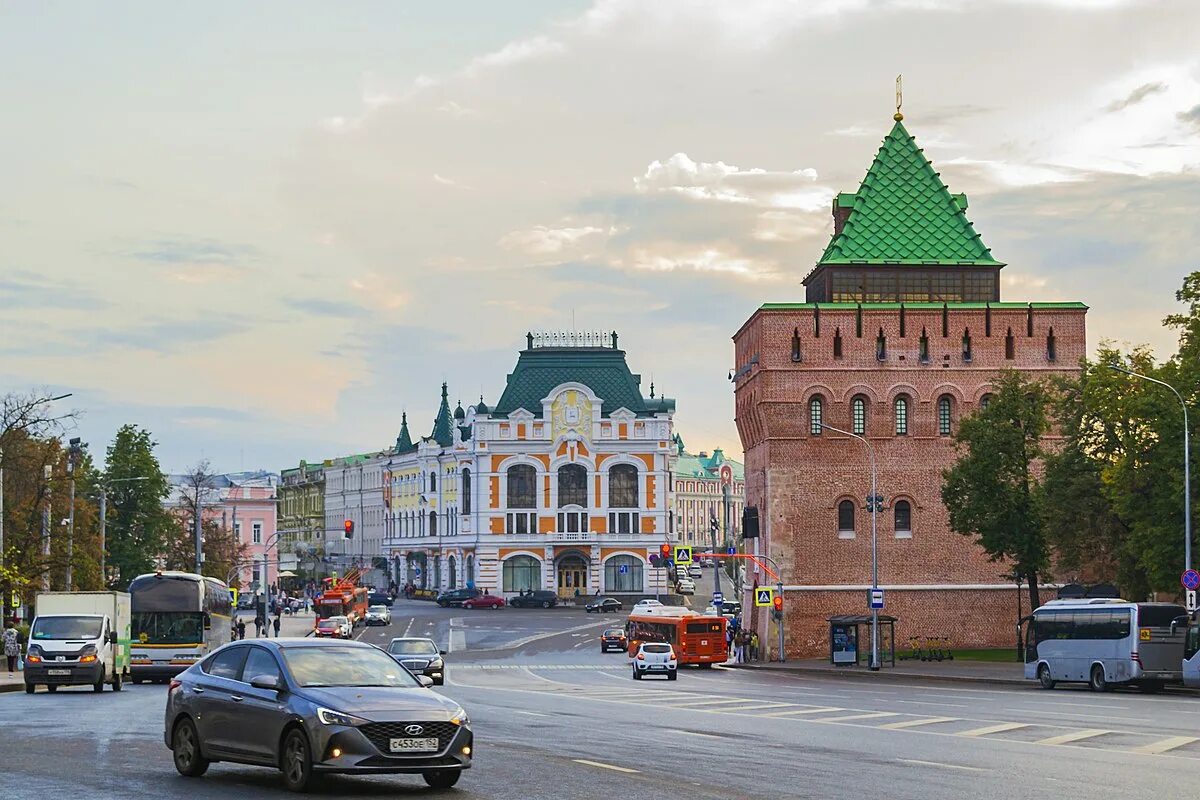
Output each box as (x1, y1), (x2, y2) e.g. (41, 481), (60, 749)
(390, 737), (439, 752)
(48, 669), (71, 676)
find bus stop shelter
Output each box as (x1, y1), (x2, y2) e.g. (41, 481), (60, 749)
(828, 614), (897, 667)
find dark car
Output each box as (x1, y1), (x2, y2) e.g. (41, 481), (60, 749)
(508, 590), (559, 609)
(163, 639), (471, 792)
(435, 588), (479, 608)
(387, 638), (447, 686)
(600, 627), (628, 653)
(586, 598), (623, 614)
(368, 592), (394, 608)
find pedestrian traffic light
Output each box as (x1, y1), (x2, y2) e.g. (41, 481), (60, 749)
(344, 519), (355, 539)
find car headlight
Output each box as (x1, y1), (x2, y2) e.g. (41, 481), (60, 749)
(428, 658), (444, 669)
(316, 707), (369, 727)
(450, 708), (469, 727)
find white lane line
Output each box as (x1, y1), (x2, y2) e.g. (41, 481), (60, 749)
(880, 717), (959, 730)
(957, 722), (1030, 737)
(515, 710), (550, 717)
(810, 711), (900, 723)
(573, 759), (640, 774)
(669, 697), (759, 707)
(892, 700), (970, 709)
(402, 618), (414, 638)
(761, 707), (843, 717)
(896, 758), (989, 773)
(1035, 729), (1110, 746)
(1130, 736), (1200, 755)
(1039, 701), (1129, 710)
(1012, 709), (1152, 724)
(718, 702), (797, 712)
(672, 730), (722, 739)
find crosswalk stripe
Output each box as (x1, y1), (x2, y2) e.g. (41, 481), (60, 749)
(880, 717), (958, 730)
(1130, 736), (1199, 755)
(957, 722), (1029, 738)
(715, 702), (796, 712)
(669, 698), (758, 707)
(759, 706), (842, 718)
(811, 711), (900, 723)
(1035, 729), (1110, 746)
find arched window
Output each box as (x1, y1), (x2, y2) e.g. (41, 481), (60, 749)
(430, 471), (437, 492)
(809, 396), (824, 436)
(604, 555), (644, 593)
(558, 464), (588, 507)
(894, 500), (912, 537)
(918, 328), (930, 362)
(507, 464), (536, 508)
(833, 327), (843, 359)
(1046, 327), (1057, 362)
(608, 464), (638, 508)
(1005, 327), (1015, 360)
(980, 393), (993, 410)
(502, 555), (540, 592)
(876, 327), (887, 361)
(894, 396), (909, 436)
(428, 511), (437, 537)
(791, 327), (802, 362)
(962, 328), (973, 362)
(937, 395), (953, 436)
(461, 468), (471, 515)
(837, 499), (856, 537)
(851, 396), (867, 436)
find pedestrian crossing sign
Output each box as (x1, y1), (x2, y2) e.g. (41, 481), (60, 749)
(754, 587), (775, 607)
(229, 588), (239, 606)
(674, 546), (692, 564)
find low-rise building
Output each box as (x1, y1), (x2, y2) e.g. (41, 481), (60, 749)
(672, 440), (745, 550)
(277, 460), (325, 571)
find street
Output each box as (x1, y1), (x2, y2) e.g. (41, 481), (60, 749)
(2, 599), (1197, 799)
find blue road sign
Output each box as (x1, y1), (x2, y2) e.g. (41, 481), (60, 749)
(869, 589), (884, 609)
(712, 591), (724, 604)
(414, 566), (423, 577)
(1183, 569), (1200, 591)
(727, 546), (736, 555)
(618, 564), (628, 574)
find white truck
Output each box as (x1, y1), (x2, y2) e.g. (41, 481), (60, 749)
(25, 591), (132, 694)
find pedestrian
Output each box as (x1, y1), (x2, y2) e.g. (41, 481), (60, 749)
(236, 618), (246, 641)
(273, 615), (281, 638)
(231, 621), (238, 641)
(254, 615), (263, 638)
(725, 625), (734, 661)
(750, 630), (760, 662)
(4, 618), (20, 673)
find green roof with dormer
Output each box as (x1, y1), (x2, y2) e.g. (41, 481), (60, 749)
(493, 344), (670, 418)
(676, 447), (745, 481)
(817, 119), (1001, 268)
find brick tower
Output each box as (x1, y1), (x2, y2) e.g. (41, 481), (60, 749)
(732, 114), (1087, 657)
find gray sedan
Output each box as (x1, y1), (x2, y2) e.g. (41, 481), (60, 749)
(163, 638), (472, 791)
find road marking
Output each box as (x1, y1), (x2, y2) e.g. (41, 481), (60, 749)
(672, 730), (722, 739)
(811, 711), (900, 723)
(1035, 729), (1110, 746)
(761, 707), (843, 717)
(893, 700), (970, 709)
(1039, 701), (1129, 710)
(880, 717), (959, 730)
(717, 702), (796, 712)
(515, 710), (550, 717)
(448, 628), (465, 653)
(1012, 709), (1152, 724)
(1130, 736), (1199, 755)
(573, 759), (640, 774)
(669, 697), (759, 707)
(896, 758), (988, 773)
(957, 722), (1030, 737)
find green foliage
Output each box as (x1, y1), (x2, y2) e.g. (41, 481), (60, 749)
(103, 425), (172, 590)
(942, 370), (1050, 608)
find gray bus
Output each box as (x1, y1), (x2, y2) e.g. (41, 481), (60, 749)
(1021, 599), (1185, 692)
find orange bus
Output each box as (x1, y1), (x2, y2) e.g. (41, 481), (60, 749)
(625, 610), (727, 667)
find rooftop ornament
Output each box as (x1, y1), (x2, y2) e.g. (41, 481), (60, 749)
(526, 329), (619, 349)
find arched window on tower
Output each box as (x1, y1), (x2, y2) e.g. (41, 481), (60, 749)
(894, 395), (909, 436)
(833, 327), (843, 359)
(919, 327), (930, 363)
(937, 395), (953, 436)
(791, 327), (802, 362)
(1005, 327), (1015, 360)
(851, 395), (867, 436)
(962, 328), (973, 362)
(1046, 327), (1057, 362)
(876, 328), (887, 361)
(894, 500), (912, 538)
(837, 499), (856, 538)
(809, 396), (824, 435)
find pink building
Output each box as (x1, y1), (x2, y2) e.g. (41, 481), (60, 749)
(219, 480), (280, 592)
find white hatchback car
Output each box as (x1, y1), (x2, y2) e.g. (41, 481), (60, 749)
(631, 599), (664, 614)
(675, 578), (696, 595)
(632, 642), (678, 680)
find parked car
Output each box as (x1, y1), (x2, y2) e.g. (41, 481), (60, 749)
(387, 638), (447, 686)
(368, 591), (394, 607)
(508, 590), (559, 609)
(632, 642), (677, 680)
(436, 588), (480, 608)
(631, 599), (664, 614)
(585, 598), (623, 614)
(164, 639), (471, 791)
(461, 593), (504, 610)
(314, 615), (350, 639)
(365, 605), (392, 626)
(600, 627), (628, 653)
(675, 578), (696, 595)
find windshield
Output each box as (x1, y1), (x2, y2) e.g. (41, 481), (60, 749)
(638, 600), (662, 606)
(643, 643), (672, 654)
(317, 617), (346, 627)
(369, 606), (387, 612)
(32, 616), (103, 640)
(132, 612), (203, 645)
(604, 629), (624, 637)
(388, 639), (438, 655)
(281, 646), (421, 688)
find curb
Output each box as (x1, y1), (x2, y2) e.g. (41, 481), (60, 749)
(0, 682), (25, 693)
(724, 662), (1028, 687)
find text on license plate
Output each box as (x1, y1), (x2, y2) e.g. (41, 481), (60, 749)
(390, 737), (439, 752)
(48, 669), (71, 676)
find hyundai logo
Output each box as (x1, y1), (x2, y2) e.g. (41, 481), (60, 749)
(404, 724), (424, 736)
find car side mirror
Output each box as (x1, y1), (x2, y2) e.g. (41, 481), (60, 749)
(108, 631), (118, 644)
(439, 650), (447, 656)
(250, 675), (281, 692)
(417, 675), (434, 688)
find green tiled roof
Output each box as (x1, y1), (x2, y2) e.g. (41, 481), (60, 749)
(493, 346), (664, 418)
(431, 383), (454, 447)
(395, 412), (415, 453)
(676, 447), (745, 481)
(818, 120), (1001, 267)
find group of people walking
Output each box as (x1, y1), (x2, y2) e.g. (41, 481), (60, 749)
(231, 614), (282, 640)
(726, 622), (760, 663)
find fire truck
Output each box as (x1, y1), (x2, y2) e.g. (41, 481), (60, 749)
(314, 568), (370, 629)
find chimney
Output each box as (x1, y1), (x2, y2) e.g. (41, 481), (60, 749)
(832, 193), (855, 237)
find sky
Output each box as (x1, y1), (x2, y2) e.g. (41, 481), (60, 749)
(3, 0), (1199, 473)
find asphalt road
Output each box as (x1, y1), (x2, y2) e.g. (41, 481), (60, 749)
(3, 599), (1197, 799)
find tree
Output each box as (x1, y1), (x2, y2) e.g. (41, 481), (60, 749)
(102, 426), (172, 590)
(942, 370), (1051, 610)
(164, 461), (247, 583)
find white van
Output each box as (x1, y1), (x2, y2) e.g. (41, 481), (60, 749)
(25, 591), (132, 693)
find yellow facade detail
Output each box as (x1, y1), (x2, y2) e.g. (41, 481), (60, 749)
(538, 515), (555, 534)
(589, 515), (605, 533)
(490, 517), (505, 534)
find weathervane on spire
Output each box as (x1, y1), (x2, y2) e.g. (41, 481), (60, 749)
(894, 74), (903, 121)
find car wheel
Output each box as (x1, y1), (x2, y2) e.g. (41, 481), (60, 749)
(1089, 664), (1110, 693)
(435, 675), (445, 686)
(46, 685), (57, 693)
(94, 668), (106, 693)
(668, 672), (678, 681)
(542, 601), (551, 608)
(112, 671), (123, 692)
(280, 728), (314, 792)
(632, 668), (641, 680)
(1037, 664), (1055, 690)
(172, 718), (210, 777)
(423, 769), (461, 789)
(24, 683), (34, 694)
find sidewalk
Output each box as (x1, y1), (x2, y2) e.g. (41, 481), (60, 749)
(726, 657), (1027, 686)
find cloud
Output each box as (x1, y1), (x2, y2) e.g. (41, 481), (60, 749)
(124, 237), (256, 266)
(499, 225), (606, 255)
(1105, 81), (1168, 113)
(1178, 104), (1200, 131)
(0, 270), (108, 311)
(624, 246), (768, 277)
(465, 35), (565, 75)
(282, 298), (366, 319)
(635, 153), (826, 210)
(78, 317), (252, 354)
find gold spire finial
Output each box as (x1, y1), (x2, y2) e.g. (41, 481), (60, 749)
(894, 74), (903, 121)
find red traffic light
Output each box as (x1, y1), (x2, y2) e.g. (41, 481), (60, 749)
(772, 594), (783, 612)
(659, 543), (671, 559)
(343, 519), (355, 539)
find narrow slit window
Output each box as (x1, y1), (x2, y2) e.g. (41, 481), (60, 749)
(1046, 327), (1057, 362)
(894, 396), (909, 436)
(809, 396), (824, 436)
(833, 327), (843, 359)
(852, 396), (867, 435)
(791, 327), (802, 362)
(937, 395), (952, 436)
(876, 328), (887, 361)
(919, 328), (929, 362)
(962, 328), (973, 362)
(1005, 327), (1015, 360)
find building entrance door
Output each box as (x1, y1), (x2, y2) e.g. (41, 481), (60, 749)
(556, 555), (587, 599)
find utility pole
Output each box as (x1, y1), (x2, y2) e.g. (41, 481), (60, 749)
(193, 491), (203, 575)
(0, 444), (5, 623)
(99, 492), (106, 587)
(66, 438), (81, 590)
(41, 465), (52, 591)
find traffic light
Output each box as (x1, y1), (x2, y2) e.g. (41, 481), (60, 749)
(772, 593), (784, 620)
(343, 519), (355, 539)
(742, 506), (760, 539)
(659, 543), (671, 560)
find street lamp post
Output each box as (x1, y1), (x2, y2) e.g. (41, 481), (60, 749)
(1108, 366), (1193, 575)
(820, 422), (881, 671)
